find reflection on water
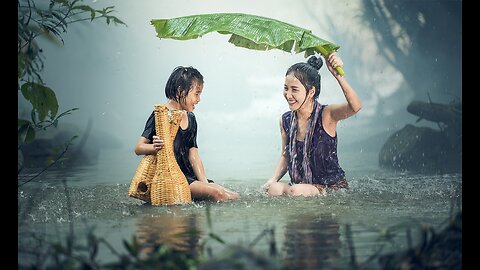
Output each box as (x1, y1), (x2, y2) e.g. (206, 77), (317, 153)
(18, 150), (462, 268)
(135, 210), (202, 257)
(283, 213), (342, 270)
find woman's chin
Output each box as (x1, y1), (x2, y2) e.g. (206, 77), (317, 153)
(288, 104), (298, 111)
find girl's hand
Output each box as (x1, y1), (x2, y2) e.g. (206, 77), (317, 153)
(261, 179), (276, 193)
(326, 52), (344, 78)
(261, 182), (270, 193)
(152, 135), (164, 151)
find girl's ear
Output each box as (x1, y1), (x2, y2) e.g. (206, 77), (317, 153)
(175, 87), (184, 101)
(308, 87), (316, 98)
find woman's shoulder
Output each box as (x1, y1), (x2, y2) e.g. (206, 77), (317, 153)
(281, 111), (292, 130)
(282, 110), (292, 118)
(281, 111), (292, 122)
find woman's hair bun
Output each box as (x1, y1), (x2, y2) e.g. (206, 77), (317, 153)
(307, 55), (323, 70)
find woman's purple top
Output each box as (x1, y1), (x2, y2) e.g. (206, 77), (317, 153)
(282, 105), (345, 186)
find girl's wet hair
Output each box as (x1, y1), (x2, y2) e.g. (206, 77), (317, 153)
(165, 66), (204, 104)
(286, 55), (323, 98)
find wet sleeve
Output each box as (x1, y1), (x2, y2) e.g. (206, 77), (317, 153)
(141, 111), (155, 141)
(186, 112), (198, 149)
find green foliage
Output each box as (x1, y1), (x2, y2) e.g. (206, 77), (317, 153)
(151, 13), (344, 75)
(18, 208), (462, 270)
(112, 235), (199, 270)
(21, 82), (59, 121)
(19, 228), (201, 269)
(18, 119), (36, 145)
(151, 13), (339, 57)
(17, 0), (126, 174)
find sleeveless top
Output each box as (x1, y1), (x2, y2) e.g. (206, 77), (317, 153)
(141, 111), (198, 181)
(282, 105), (345, 186)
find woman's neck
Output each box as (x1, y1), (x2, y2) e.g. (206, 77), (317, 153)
(296, 100), (315, 120)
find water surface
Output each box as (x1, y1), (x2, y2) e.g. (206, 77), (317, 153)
(18, 149), (461, 269)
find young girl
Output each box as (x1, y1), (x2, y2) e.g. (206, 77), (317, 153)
(134, 66), (240, 202)
(262, 53), (362, 197)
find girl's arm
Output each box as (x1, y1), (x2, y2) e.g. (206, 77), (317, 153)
(134, 136), (164, 155)
(324, 53), (362, 123)
(267, 155), (288, 184)
(188, 147), (209, 183)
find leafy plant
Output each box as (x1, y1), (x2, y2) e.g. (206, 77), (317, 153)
(17, 0), (126, 173)
(151, 13), (344, 75)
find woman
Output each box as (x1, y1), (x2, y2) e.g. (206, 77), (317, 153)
(135, 66), (240, 202)
(262, 53), (361, 196)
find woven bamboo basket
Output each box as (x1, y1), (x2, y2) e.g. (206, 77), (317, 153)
(128, 104), (192, 205)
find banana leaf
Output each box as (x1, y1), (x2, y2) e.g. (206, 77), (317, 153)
(151, 13), (344, 75)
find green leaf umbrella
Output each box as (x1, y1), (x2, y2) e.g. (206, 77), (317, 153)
(151, 13), (344, 75)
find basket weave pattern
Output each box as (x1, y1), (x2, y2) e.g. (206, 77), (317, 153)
(128, 105), (192, 205)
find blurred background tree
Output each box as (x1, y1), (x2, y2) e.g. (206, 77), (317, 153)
(362, 0), (461, 104)
(18, 0), (126, 174)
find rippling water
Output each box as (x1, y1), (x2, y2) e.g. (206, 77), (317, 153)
(18, 149), (462, 269)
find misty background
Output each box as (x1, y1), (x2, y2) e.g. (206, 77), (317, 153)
(18, 0), (462, 183)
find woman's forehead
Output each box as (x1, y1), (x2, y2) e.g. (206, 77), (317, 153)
(285, 74), (302, 85)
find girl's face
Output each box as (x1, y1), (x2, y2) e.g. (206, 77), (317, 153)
(181, 82), (203, 112)
(283, 74), (311, 111)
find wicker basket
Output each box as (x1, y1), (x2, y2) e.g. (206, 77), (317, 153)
(128, 104), (192, 205)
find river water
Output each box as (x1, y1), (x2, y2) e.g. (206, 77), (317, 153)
(18, 148), (462, 269)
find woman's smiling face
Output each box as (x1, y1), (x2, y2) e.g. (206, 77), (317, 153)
(284, 74), (308, 111)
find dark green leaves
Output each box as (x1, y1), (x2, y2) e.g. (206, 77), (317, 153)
(21, 82), (59, 121)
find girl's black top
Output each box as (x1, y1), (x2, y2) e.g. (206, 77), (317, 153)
(141, 111), (198, 182)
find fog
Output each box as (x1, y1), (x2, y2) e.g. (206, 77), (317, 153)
(18, 0), (462, 181)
